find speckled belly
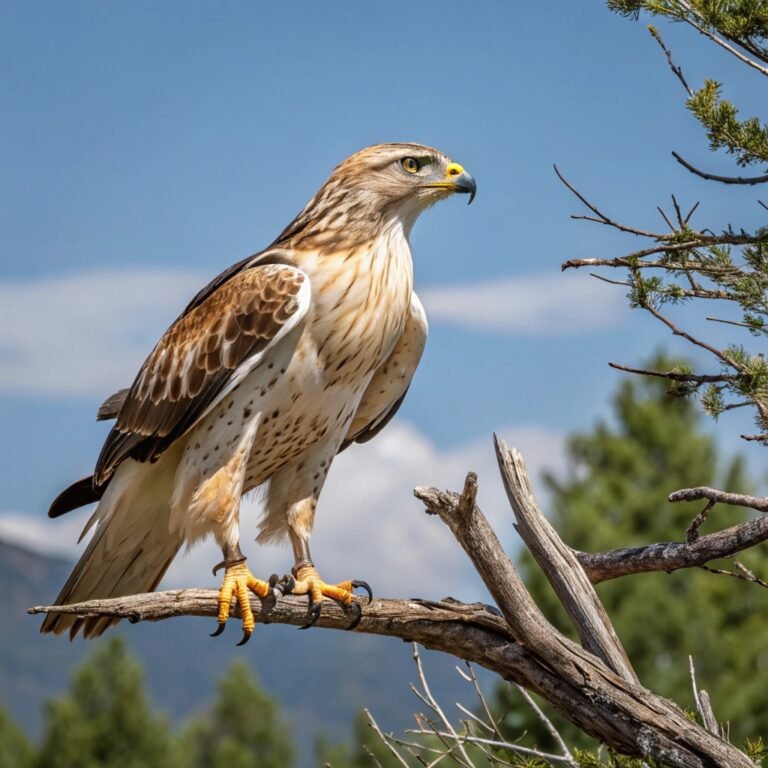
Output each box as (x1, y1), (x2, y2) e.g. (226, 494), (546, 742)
(239, 326), (384, 492)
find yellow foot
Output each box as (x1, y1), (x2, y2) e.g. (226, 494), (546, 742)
(287, 564), (372, 630)
(211, 560), (273, 646)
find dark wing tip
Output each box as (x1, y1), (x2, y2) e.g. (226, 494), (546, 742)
(97, 388), (130, 421)
(48, 476), (101, 518)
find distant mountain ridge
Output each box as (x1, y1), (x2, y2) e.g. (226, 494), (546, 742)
(0, 537), (483, 766)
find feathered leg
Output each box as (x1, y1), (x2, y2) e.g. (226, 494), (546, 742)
(260, 445), (372, 630)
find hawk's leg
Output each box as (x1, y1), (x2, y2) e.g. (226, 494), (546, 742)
(285, 534), (372, 630)
(211, 542), (274, 646)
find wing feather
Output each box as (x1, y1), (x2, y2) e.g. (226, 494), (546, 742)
(341, 292), (427, 450)
(94, 263), (310, 484)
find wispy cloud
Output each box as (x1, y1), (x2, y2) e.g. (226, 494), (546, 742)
(0, 422), (566, 599)
(0, 268), (621, 399)
(420, 272), (624, 335)
(0, 269), (205, 396)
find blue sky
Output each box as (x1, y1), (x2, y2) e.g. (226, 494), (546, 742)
(1, 2), (765, 592)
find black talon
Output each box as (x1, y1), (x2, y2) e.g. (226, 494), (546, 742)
(299, 600), (322, 630)
(210, 622), (226, 637)
(345, 602), (362, 630)
(277, 574), (296, 595)
(211, 560), (226, 577)
(351, 580), (373, 604)
(236, 630), (252, 646)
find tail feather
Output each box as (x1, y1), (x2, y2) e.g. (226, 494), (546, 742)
(41, 460), (183, 639)
(48, 476), (103, 518)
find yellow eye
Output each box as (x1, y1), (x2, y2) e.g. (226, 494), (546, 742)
(401, 157), (420, 174)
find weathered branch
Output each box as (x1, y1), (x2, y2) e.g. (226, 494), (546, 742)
(31, 444), (761, 768)
(575, 511), (768, 583)
(669, 486), (768, 512)
(493, 436), (638, 683)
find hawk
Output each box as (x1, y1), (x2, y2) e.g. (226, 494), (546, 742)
(42, 143), (476, 643)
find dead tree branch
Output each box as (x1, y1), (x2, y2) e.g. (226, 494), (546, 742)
(30, 441), (762, 768)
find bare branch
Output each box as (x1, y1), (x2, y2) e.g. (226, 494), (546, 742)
(649, 24), (693, 96)
(365, 708), (412, 768)
(668, 486), (768, 512)
(700, 563), (768, 590)
(494, 437), (638, 684)
(554, 165), (664, 239)
(686, 501), (716, 543)
(609, 362), (736, 384)
(514, 684), (577, 768)
(640, 300), (740, 370)
(32, 459), (758, 768)
(576, 511), (768, 583)
(672, 151), (768, 185)
(740, 432), (768, 443)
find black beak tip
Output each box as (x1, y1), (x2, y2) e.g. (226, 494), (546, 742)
(455, 174), (477, 205)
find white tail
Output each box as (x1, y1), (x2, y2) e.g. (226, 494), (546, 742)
(41, 458), (183, 639)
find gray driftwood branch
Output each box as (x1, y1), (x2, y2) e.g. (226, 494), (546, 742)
(30, 438), (764, 768)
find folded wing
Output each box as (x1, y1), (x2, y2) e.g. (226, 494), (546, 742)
(342, 292), (428, 449)
(94, 263), (311, 485)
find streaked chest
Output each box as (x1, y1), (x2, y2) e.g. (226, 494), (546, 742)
(300, 224), (414, 379)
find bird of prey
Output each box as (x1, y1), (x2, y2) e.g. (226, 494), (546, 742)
(42, 143), (476, 643)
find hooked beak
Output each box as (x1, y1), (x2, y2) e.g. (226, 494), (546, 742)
(426, 162), (477, 204)
(453, 169), (477, 205)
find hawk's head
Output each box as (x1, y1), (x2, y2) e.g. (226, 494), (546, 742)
(275, 143), (476, 250)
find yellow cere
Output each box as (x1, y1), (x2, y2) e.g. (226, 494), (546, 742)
(445, 162), (464, 179)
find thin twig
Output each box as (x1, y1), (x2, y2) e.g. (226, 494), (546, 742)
(609, 362), (736, 384)
(405, 730), (576, 763)
(686, 501), (716, 543)
(554, 165), (663, 238)
(672, 151), (768, 185)
(515, 684), (577, 767)
(640, 300), (741, 370)
(706, 316), (768, 332)
(463, 661), (505, 741)
(365, 708), (412, 768)
(700, 564), (768, 590)
(411, 644), (474, 768)
(649, 24), (693, 96)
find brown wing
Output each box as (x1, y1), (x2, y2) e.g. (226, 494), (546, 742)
(340, 292), (428, 451)
(93, 263), (310, 485)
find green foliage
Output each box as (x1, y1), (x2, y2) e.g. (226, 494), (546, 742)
(179, 660), (294, 768)
(494, 359), (768, 751)
(687, 80), (768, 166)
(587, 2), (768, 443)
(36, 638), (176, 768)
(0, 706), (35, 768)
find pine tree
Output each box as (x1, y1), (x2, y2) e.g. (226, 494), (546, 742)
(36, 637), (175, 768)
(495, 357), (768, 748)
(0, 706), (35, 768)
(179, 660), (294, 768)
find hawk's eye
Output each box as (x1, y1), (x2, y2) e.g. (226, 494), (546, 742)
(401, 157), (420, 174)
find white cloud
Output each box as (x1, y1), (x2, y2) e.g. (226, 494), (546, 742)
(0, 422), (566, 601)
(0, 268), (621, 399)
(0, 269), (205, 396)
(420, 272), (624, 335)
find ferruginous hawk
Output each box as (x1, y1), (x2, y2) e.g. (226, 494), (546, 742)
(42, 143), (476, 643)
